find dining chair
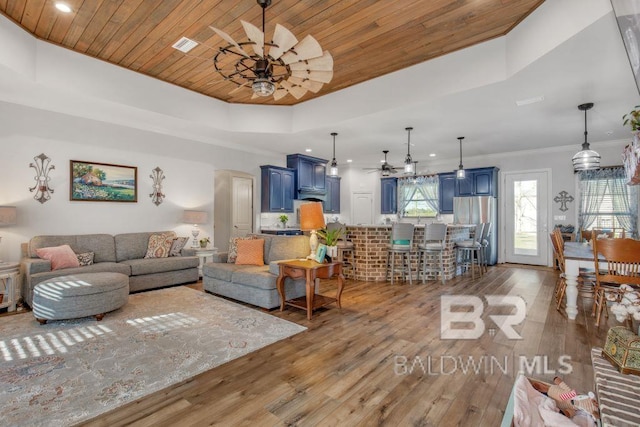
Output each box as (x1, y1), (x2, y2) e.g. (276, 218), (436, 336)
(386, 223), (415, 285)
(552, 231), (596, 312)
(417, 223), (447, 284)
(455, 223), (484, 280)
(592, 238), (640, 327)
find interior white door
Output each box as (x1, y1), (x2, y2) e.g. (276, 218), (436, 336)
(352, 192), (373, 225)
(232, 176), (253, 238)
(504, 170), (550, 266)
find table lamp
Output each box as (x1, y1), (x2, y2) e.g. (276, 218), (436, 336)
(0, 206), (17, 262)
(300, 202), (325, 259)
(183, 210), (208, 248)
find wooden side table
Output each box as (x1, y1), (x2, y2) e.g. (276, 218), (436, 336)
(276, 260), (344, 320)
(0, 262), (20, 312)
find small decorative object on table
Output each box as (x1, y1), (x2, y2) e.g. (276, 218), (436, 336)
(314, 243), (327, 263)
(279, 214), (288, 228)
(199, 237), (210, 248)
(602, 325), (640, 375)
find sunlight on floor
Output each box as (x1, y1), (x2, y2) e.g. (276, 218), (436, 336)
(126, 312), (201, 333)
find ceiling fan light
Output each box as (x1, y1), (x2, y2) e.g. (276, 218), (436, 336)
(456, 168), (466, 179)
(382, 168), (390, 177)
(252, 78), (275, 97)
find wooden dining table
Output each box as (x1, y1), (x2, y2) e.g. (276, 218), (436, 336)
(563, 241), (604, 320)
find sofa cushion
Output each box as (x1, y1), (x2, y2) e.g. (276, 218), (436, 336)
(169, 237), (189, 256)
(202, 262), (248, 282)
(266, 235), (310, 263)
(29, 234), (116, 263)
(30, 262), (132, 285)
(227, 236), (257, 263)
(231, 266), (276, 290)
(76, 251), (95, 266)
(36, 245), (80, 271)
(114, 231), (175, 262)
(120, 256), (199, 276)
(235, 239), (265, 266)
(144, 233), (174, 258)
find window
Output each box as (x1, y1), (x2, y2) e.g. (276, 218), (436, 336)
(398, 175), (439, 217)
(578, 167), (638, 237)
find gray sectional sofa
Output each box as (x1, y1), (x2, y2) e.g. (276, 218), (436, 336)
(21, 231), (199, 308)
(203, 233), (313, 309)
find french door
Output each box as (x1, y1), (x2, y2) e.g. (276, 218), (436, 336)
(503, 170), (551, 266)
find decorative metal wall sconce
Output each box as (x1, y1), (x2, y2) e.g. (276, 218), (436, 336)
(150, 167), (165, 206)
(554, 190), (574, 212)
(29, 153), (54, 204)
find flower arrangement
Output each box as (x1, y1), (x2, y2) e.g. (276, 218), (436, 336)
(609, 285), (640, 325)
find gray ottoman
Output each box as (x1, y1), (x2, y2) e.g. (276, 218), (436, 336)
(33, 272), (129, 324)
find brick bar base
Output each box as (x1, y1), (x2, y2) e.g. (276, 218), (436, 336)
(345, 224), (472, 282)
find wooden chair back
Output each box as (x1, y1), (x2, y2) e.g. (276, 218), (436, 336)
(592, 238), (640, 287)
(549, 232), (565, 272)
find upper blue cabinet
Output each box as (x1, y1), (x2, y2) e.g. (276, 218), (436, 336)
(260, 165), (295, 212)
(438, 167), (499, 213)
(438, 172), (456, 214)
(286, 154), (327, 197)
(381, 177), (398, 214)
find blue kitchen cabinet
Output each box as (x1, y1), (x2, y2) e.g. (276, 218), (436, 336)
(381, 177), (398, 214)
(260, 165), (295, 212)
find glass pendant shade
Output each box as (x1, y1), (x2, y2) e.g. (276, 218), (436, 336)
(456, 168), (466, 179)
(329, 132), (339, 176)
(456, 136), (465, 179)
(252, 78), (275, 97)
(572, 102), (600, 171)
(403, 127), (414, 175)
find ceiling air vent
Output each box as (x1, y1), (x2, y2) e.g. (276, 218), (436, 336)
(172, 37), (198, 53)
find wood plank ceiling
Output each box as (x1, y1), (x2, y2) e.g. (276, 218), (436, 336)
(0, 0), (545, 106)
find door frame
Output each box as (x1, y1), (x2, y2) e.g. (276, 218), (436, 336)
(499, 168), (553, 266)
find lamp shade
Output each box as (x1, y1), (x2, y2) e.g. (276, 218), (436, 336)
(299, 202), (325, 231)
(183, 210), (208, 225)
(0, 206), (17, 225)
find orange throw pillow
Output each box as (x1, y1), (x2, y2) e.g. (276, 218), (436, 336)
(234, 239), (265, 266)
(35, 244), (80, 271)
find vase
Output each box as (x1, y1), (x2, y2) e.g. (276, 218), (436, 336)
(327, 245), (338, 259)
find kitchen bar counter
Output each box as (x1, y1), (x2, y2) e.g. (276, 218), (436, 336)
(345, 224), (474, 282)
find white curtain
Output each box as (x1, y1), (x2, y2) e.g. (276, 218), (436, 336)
(398, 175), (439, 216)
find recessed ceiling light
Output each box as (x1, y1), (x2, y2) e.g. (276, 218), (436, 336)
(429, 153), (436, 157)
(515, 95), (545, 106)
(305, 148), (312, 152)
(606, 130), (613, 135)
(55, 2), (72, 13)
(346, 159), (353, 163)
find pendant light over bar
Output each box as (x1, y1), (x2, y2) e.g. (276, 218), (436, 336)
(329, 132), (339, 177)
(572, 102), (600, 171)
(404, 127), (415, 174)
(456, 136), (466, 179)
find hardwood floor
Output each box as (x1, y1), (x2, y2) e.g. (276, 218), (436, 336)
(81, 265), (611, 426)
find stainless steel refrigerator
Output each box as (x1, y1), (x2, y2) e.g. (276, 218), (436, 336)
(453, 196), (498, 265)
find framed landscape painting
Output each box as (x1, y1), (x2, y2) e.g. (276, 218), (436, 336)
(70, 160), (137, 202)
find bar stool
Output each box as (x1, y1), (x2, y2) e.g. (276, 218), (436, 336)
(327, 222), (355, 279)
(386, 223), (415, 285)
(480, 222), (492, 273)
(417, 223), (447, 284)
(455, 223), (484, 280)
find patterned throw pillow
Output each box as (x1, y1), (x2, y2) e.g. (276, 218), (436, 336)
(144, 234), (174, 258)
(169, 237), (189, 257)
(76, 251), (95, 266)
(234, 239), (265, 266)
(227, 236), (257, 263)
(35, 244), (80, 271)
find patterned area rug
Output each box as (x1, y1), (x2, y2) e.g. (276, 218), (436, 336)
(0, 286), (306, 426)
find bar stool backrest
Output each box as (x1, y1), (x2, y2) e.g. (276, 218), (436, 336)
(481, 222), (491, 243)
(424, 223), (447, 248)
(471, 223), (484, 245)
(390, 223), (415, 247)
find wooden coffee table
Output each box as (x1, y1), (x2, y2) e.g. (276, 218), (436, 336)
(276, 259), (344, 320)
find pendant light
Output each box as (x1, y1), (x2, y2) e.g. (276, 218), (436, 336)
(572, 102), (600, 171)
(456, 136), (466, 179)
(329, 132), (339, 177)
(404, 127), (415, 174)
(411, 161), (419, 183)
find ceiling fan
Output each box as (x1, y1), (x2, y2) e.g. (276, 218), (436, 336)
(208, 0), (333, 101)
(364, 150), (398, 176)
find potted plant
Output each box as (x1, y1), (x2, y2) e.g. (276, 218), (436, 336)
(199, 237), (210, 248)
(279, 214), (288, 228)
(623, 106), (640, 184)
(317, 227), (342, 258)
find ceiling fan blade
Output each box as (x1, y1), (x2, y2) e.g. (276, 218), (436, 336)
(240, 20), (264, 57)
(288, 51), (333, 72)
(287, 76), (323, 93)
(273, 87), (289, 101)
(291, 70), (333, 84)
(281, 35), (323, 64)
(210, 26), (250, 57)
(280, 80), (308, 99)
(269, 24), (298, 60)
